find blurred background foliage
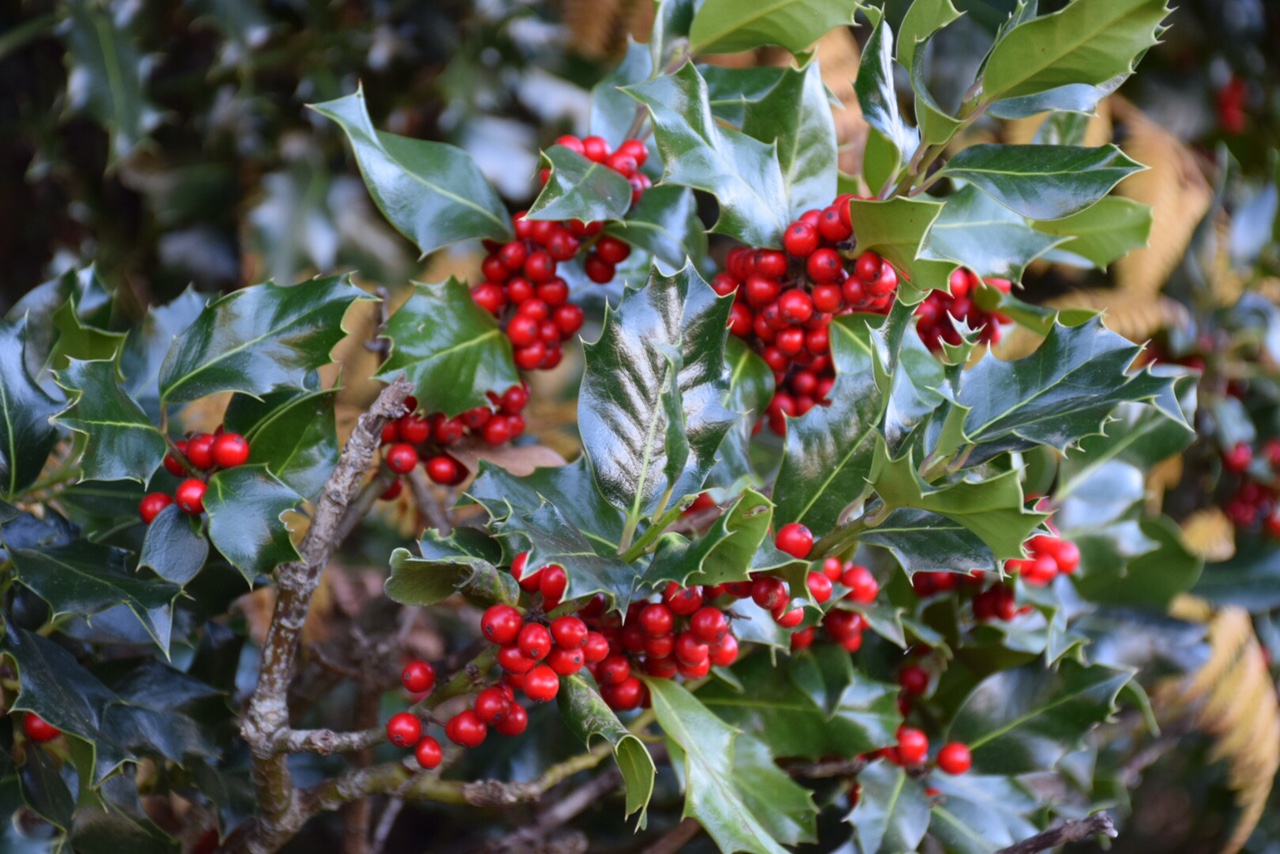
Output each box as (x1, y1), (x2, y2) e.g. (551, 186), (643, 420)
(3, 0), (1280, 851)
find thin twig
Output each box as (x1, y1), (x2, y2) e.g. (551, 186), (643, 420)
(406, 467), (453, 536)
(783, 756), (868, 780)
(644, 818), (703, 854)
(369, 799), (403, 854)
(272, 728), (383, 755)
(481, 767), (623, 853)
(995, 813), (1117, 854)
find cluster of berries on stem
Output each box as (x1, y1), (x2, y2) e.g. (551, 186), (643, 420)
(914, 269), (1012, 353)
(139, 428), (251, 523)
(1222, 438), (1280, 537)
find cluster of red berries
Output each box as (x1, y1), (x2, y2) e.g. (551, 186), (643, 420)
(139, 428), (251, 523)
(377, 390), (530, 499)
(789, 558), (880, 653)
(1008, 533), (1080, 586)
(713, 196), (900, 435)
(867, 725), (972, 775)
(1222, 439), (1280, 537)
(17, 712), (60, 744)
(472, 135), (649, 372)
(914, 269), (1012, 352)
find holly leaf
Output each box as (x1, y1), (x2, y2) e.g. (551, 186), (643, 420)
(385, 528), (517, 608)
(158, 276), (369, 405)
(579, 263), (737, 528)
(787, 643), (857, 717)
(11, 542), (180, 654)
(946, 659), (1132, 775)
(527, 145), (633, 224)
(741, 61), (837, 218)
(898, 0), (962, 71)
(702, 65), (789, 126)
(920, 185), (1067, 282)
(939, 145), (1145, 221)
(19, 744), (76, 829)
(981, 0), (1171, 104)
(926, 773), (1040, 854)
(377, 278), (520, 419)
(310, 87), (511, 255)
(54, 358), (167, 484)
(59, 0), (162, 164)
(689, 0), (854, 56)
(590, 41), (653, 145)
(624, 63), (790, 246)
(138, 505), (209, 587)
(988, 76), (1127, 121)
(849, 197), (954, 301)
(1193, 539), (1280, 612)
(224, 385), (340, 501)
(606, 185), (708, 270)
(646, 677), (817, 854)
(706, 337), (774, 500)
(0, 317), (62, 499)
(773, 315), (883, 533)
(1071, 516), (1200, 608)
(859, 508), (1000, 576)
(8, 266), (114, 386)
(203, 466), (300, 583)
(1, 624), (118, 743)
(120, 288), (207, 419)
(851, 762), (931, 854)
(1031, 196), (1154, 269)
(956, 317), (1183, 464)
(856, 20), (920, 175)
(645, 489), (773, 588)
(46, 292), (128, 378)
(558, 675), (656, 820)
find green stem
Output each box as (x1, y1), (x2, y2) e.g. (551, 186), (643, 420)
(811, 500), (890, 560)
(619, 501), (686, 564)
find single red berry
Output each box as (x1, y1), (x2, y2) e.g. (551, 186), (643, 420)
(783, 221), (820, 257)
(518, 623), (552, 661)
(386, 712), (423, 747)
(380, 478), (403, 501)
(1224, 442), (1253, 473)
(936, 742), (972, 775)
(494, 702), (528, 736)
(446, 710), (488, 747)
(474, 686), (512, 724)
(812, 284), (843, 313)
(547, 646), (585, 675)
(645, 656), (679, 679)
(1051, 539), (1080, 575)
(595, 236), (631, 264)
(584, 254), (615, 284)
(664, 583), (704, 616)
(751, 576), (788, 611)
(139, 492), (173, 524)
(896, 726), (929, 765)
(755, 249), (788, 279)
(22, 713), (60, 743)
(689, 606), (729, 643)
(644, 633), (675, 659)
(778, 289), (815, 325)
(599, 654), (632, 685)
(539, 565), (568, 605)
(435, 416), (465, 444)
(639, 603), (675, 637)
(481, 605), (523, 646)
(818, 206), (852, 242)
(581, 135), (610, 162)
(775, 523), (814, 559)
(483, 414), (516, 445)
(617, 138), (648, 166)
(608, 676), (645, 711)
(175, 479), (207, 514)
(855, 251), (883, 283)
(582, 631), (611, 663)
(186, 434), (216, 470)
(497, 645), (537, 674)
(163, 441), (188, 476)
(385, 443), (418, 474)
(425, 454), (466, 486)
(773, 604), (804, 629)
(675, 631), (710, 666)
(500, 384), (530, 413)
(554, 304), (585, 337)
(510, 552), (540, 592)
(841, 565), (879, 603)
(709, 633), (739, 667)
(399, 413), (432, 443)
(523, 664), (560, 702)
(898, 664), (929, 696)
(415, 736), (443, 769)
(211, 433), (250, 469)
(677, 657), (712, 680)
(806, 249), (843, 284)
(524, 251), (557, 283)
(401, 660), (436, 694)
(550, 615), (588, 649)
(806, 571), (833, 604)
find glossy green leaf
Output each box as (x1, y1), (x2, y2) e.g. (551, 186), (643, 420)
(706, 338), (774, 500)
(988, 77), (1126, 121)
(851, 762), (930, 854)
(741, 61), (837, 218)
(646, 677), (817, 853)
(47, 293), (128, 377)
(898, 0), (962, 71)
(11, 542), (180, 653)
(856, 20), (920, 172)
(700, 653), (901, 758)
(203, 465), (300, 583)
(579, 263), (737, 528)
(590, 41), (653, 146)
(138, 504), (209, 587)
(848, 197), (954, 300)
(877, 301), (946, 449)
(224, 385), (340, 501)
(120, 288), (207, 418)
(19, 744), (75, 829)
(54, 358), (166, 484)
(2, 624), (118, 742)
(926, 773), (1040, 854)
(860, 508), (1000, 576)
(158, 276), (369, 405)
(60, 0), (162, 163)
(310, 87), (511, 254)
(920, 185), (1067, 282)
(624, 64), (790, 246)
(774, 316), (883, 533)
(495, 500), (638, 610)
(981, 0), (1170, 103)
(605, 185), (708, 269)
(1031, 196), (1153, 269)
(558, 675), (656, 820)
(527, 145), (633, 224)
(69, 805), (178, 854)
(9, 266), (114, 385)
(947, 659), (1132, 775)
(1071, 516), (1201, 607)
(957, 317), (1184, 464)
(940, 144), (1145, 221)
(688, 0), (853, 55)
(787, 643), (855, 717)
(702, 65), (789, 126)
(385, 528), (518, 608)
(377, 277), (520, 418)
(910, 45), (964, 149)
(0, 317), (62, 499)
(1194, 539), (1280, 612)
(645, 489), (773, 587)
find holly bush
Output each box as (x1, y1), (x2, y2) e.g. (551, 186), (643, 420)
(5, 0), (1280, 852)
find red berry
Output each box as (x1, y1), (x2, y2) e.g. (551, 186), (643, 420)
(755, 250), (788, 279)
(584, 254), (615, 284)
(582, 135), (610, 162)
(523, 664), (560, 702)
(582, 631), (611, 663)
(1052, 539), (1080, 575)
(175, 479), (207, 514)
(937, 742), (972, 775)
(607, 676), (644, 711)
(689, 607), (728, 643)
(818, 206), (852, 242)
(898, 664), (929, 696)
(500, 384), (529, 413)
(806, 249), (843, 283)
(841, 565), (879, 603)
(547, 646), (585, 675)
(483, 414), (516, 444)
(385, 443), (418, 474)
(525, 251), (557, 283)
(745, 275), (780, 308)
(896, 726), (929, 765)
(775, 522), (814, 559)
(424, 454), (463, 486)
(139, 492), (173, 524)
(495, 702), (528, 736)
(414, 736), (443, 769)
(446, 710), (488, 747)
(640, 603), (675, 637)
(783, 221), (820, 257)
(380, 479), (403, 501)
(773, 605), (804, 628)
(22, 713), (60, 743)
(791, 626), (815, 651)
(812, 284), (843, 313)
(518, 623), (552, 660)
(435, 416), (465, 444)
(644, 633), (675, 659)
(163, 441), (188, 476)
(663, 583), (704, 616)
(599, 654), (632, 685)
(675, 631), (710, 666)
(539, 564), (568, 604)
(778, 289), (815, 325)
(482, 604), (523, 646)
(677, 657), (712, 679)
(751, 576), (788, 611)
(595, 236), (631, 264)
(208, 435), (248, 468)
(550, 615), (588, 649)
(386, 712), (422, 747)
(474, 686), (512, 724)
(185, 434), (216, 470)
(618, 139), (648, 166)
(401, 660), (436, 694)
(498, 644), (537, 674)
(708, 633), (739, 667)
(806, 571), (833, 604)
(554, 304), (585, 337)
(605, 152), (638, 177)
(855, 251), (883, 283)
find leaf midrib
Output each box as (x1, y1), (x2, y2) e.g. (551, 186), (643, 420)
(368, 128), (508, 233)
